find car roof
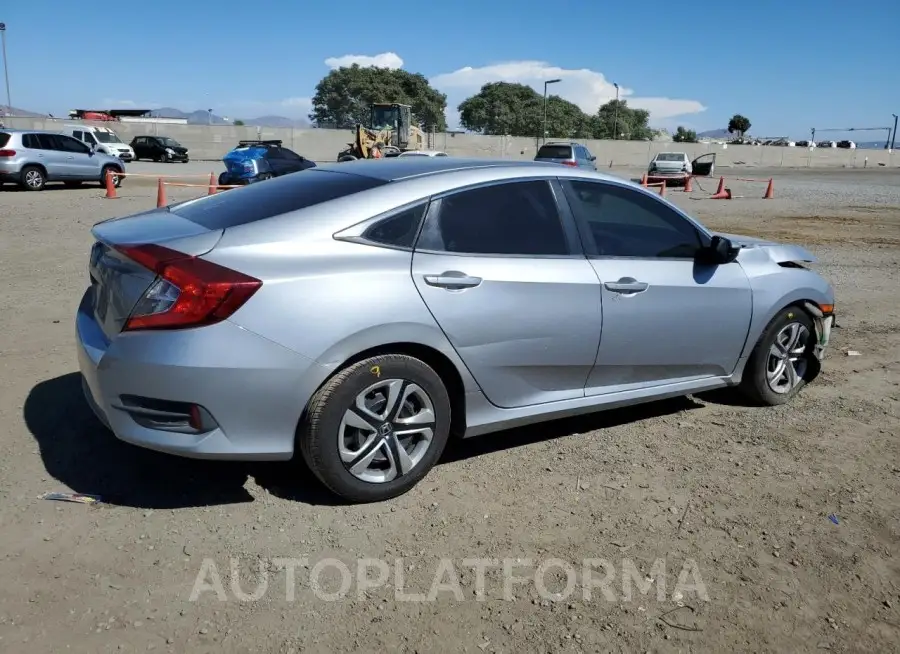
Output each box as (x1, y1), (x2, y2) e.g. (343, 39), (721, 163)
(311, 157), (617, 183)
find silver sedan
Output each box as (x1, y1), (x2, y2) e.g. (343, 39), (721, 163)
(76, 158), (835, 502)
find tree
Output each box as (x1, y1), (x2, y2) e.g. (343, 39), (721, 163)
(309, 64), (447, 130)
(727, 114), (751, 138)
(673, 126), (697, 143)
(587, 100), (652, 140)
(233, 119), (245, 126)
(458, 82), (592, 138)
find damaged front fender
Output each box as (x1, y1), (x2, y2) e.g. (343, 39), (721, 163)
(803, 301), (834, 361)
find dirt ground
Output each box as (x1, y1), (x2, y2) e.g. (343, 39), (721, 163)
(1, 165), (898, 654)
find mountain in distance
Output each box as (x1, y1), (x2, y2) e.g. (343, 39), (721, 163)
(1, 105), (50, 118)
(151, 107), (309, 128)
(697, 128), (731, 139)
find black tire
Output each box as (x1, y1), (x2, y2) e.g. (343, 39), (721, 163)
(101, 166), (123, 188)
(739, 305), (818, 406)
(299, 355), (452, 503)
(21, 165), (46, 191)
(157, 152), (168, 163)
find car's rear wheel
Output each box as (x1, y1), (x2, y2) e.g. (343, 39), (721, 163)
(739, 306), (817, 406)
(21, 165), (46, 191)
(300, 355), (452, 503)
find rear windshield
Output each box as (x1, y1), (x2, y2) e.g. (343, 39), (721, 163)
(536, 145), (573, 159)
(170, 170), (388, 229)
(0, 132), (9, 148)
(655, 153), (686, 161)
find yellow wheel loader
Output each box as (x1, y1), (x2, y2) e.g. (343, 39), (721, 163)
(336, 103), (426, 161)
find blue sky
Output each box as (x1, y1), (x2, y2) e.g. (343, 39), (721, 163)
(2, 0), (898, 140)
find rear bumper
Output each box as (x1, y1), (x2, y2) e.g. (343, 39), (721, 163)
(646, 172), (689, 184)
(75, 289), (323, 461)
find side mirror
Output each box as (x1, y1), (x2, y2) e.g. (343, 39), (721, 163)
(697, 235), (738, 264)
(590, 155), (597, 161)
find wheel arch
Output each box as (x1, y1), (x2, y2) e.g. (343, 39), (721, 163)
(22, 162), (48, 178)
(299, 341), (470, 441)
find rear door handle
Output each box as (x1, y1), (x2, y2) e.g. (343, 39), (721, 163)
(604, 278), (649, 294)
(423, 272), (483, 289)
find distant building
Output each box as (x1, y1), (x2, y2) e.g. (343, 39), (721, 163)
(67, 109), (188, 125)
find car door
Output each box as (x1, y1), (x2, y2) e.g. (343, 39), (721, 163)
(410, 178), (602, 408)
(581, 146), (598, 170)
(21, 133), (63, 178)
(691, 152), (716, 176)
(36, 134), (76, 178)
(557, 178), (753, 395)
(55, 134), (100, 179)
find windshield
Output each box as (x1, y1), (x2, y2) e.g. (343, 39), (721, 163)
(655, 153), (686, 162)
(94, 131), (123, 144)
(371, 106), (398, 129)
(159, 137), (181, 147)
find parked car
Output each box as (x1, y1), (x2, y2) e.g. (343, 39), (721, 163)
(0, 129), (125, 191)
(397, 150), (449, 157)
(218, 140), (316, 186)
(130, 135), (189, 162)
(647, 151), (716, 184)
(76, 157), (835, 503)
(60, 125), (135, 161)
(534, 141), (597, 169)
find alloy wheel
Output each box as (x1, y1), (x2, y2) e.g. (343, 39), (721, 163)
(338, 379), (436, 484)
(25, 170), (43, 189)
(766, 322), (810, 393)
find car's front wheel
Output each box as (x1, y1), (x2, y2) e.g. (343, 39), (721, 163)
(300, 355), (452, 503)
(739, 306), (818, 405)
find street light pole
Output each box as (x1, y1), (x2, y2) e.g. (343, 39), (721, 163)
(541, 78), (561, 145)
(0, 23), (11, 115)
(612, 83), (619, 140)
(891, 114), (898, 151)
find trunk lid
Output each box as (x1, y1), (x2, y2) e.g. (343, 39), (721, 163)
(88, 208), (223, 339)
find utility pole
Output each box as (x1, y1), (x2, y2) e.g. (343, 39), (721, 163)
(541, 79), (560, 145)
(891, 114), (898, 151)
(612, 83), (619, 140)
(0, 23), (11, 115)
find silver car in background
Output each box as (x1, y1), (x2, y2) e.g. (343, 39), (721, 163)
(76, 158), (835, 503)
(0, 129), (125, 191)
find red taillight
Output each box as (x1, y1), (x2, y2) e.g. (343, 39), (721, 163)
(0, 149), (16, 157)
(561, 160), (578, 166)
(113, 243), (262, 331)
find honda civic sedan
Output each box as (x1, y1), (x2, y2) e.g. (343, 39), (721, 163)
(76, 158), (835, 503)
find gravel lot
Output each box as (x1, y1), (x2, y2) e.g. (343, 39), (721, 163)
(1, 166), (898, 653)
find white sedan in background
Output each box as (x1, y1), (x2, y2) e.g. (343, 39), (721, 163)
(397, 150), (449, 157)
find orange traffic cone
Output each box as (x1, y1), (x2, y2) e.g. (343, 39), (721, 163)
(683, 175), (693, 192)
(156, 178), (167, 208)
(659, 181), (666, 196)
(711, 187), (732, 200)
(763, 178), (774, 199)
(714, 176), (725, 195)
(103, 169), (118, 199)
(208, 172), (217, 195)
(640, 173), (648, 187)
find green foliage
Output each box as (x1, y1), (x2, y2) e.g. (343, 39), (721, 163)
(233, 119), (245, 126)
(587, 100), (652, 140)
(310, 65), (447, 130)
(673, 126), (698, 143)
(458, 83), (652, 140)
(727, 114), (751, 138)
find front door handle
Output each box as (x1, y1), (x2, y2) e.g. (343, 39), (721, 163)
(423, 272), (483, 289)
(66, 156), (75, 160)
(604, 278), (649, 294)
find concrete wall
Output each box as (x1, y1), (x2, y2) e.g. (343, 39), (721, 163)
(5, 116), (898, 169)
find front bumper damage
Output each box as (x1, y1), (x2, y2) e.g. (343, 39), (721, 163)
(803, 301), (834, 361)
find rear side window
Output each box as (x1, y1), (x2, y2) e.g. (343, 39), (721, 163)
(536, 145), (572, 159)
(170, 170), (388, 229)
(417, 180), (569, 256)
(362, 204), (426, 249)
(0, 132), (9, 148)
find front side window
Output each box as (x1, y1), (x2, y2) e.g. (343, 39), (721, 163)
(56, 135), (91, 154)
(562, 180), (703, 258)
(416, 180), (569, 256)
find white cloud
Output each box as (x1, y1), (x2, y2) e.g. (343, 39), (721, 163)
(324, 52), (404, 70)
(429, 60), (706, 124)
